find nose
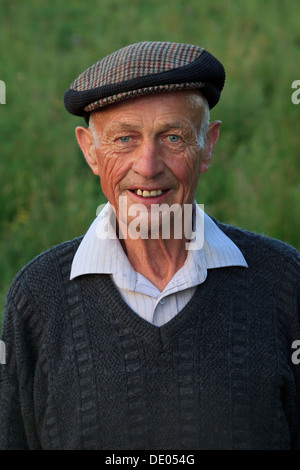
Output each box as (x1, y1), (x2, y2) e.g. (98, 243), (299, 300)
(132, 138), (165, 179)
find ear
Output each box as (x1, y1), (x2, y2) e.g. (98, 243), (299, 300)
(199, 120), (221, 174)
(75, 126), (100, 175)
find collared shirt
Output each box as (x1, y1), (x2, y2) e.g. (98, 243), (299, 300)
(70, 203), (248, 326)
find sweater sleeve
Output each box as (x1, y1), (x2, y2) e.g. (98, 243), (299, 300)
(0, 282), (41, 450)
(292, 275), (300, 449)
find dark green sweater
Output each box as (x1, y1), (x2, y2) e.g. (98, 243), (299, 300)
(1, 222), (300, 450)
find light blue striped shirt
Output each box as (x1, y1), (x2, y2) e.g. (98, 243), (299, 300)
(70, 203), (248, 326)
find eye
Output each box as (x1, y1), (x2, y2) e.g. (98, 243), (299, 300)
(167, 134), (181, 143)
(118, 136), (131, 143)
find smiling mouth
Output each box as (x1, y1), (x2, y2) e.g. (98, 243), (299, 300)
(131, 189), (167, 198)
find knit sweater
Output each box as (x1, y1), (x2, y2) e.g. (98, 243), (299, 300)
(1, 221), (300, 450)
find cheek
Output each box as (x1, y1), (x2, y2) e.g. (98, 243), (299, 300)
(167, 148), (201, 184)
(96, 148), (129, 194)
(185, 148), (202, 182)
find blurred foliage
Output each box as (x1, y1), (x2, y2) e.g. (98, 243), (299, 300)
(1, 0), (300, 324)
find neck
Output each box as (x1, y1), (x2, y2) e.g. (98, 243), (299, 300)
(120, 235), (188, 291)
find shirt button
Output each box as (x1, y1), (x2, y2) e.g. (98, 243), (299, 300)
(159, 299), (166, 305)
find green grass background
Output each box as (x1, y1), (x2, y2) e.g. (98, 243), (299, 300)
(1, 0), (300, 326)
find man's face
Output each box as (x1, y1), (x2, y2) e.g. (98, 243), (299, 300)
(76, 91), (220, 235)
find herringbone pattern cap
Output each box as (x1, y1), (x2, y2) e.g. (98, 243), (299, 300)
(64, 41), (225, 118)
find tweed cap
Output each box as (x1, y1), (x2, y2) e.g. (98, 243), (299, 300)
(64, 41), (225, 121)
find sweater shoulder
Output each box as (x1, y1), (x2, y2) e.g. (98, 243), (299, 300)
(215, 218), (300, 269)
(7, 236), (83, 300)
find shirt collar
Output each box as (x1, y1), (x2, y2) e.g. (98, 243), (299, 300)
(70, 202), (248, 285)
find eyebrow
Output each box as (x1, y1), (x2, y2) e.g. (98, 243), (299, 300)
(160, 121), (186, 131)
(106, 122), (142, 131)
(105, 120), (191, 135)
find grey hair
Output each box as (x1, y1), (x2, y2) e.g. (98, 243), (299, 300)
(88, 115), (99, 144)
(185, 93), (210, 150)
(200, 97), (210, 149)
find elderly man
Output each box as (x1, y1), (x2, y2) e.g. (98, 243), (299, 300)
(1, 41), (300, 450)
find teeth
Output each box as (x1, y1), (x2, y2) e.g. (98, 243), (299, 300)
(136, 189), (163, 198)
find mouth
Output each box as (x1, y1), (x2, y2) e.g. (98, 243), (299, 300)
(129, 189), (168, 198)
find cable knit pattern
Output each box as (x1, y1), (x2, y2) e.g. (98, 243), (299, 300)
(0, 221), (300, 450)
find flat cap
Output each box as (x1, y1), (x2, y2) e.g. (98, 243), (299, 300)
(64, 41), (225, 120)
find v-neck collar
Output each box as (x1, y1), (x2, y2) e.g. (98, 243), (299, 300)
(83, 271), (222, 352)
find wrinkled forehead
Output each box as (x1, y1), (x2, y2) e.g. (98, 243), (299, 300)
(90, 90), (207, 131)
